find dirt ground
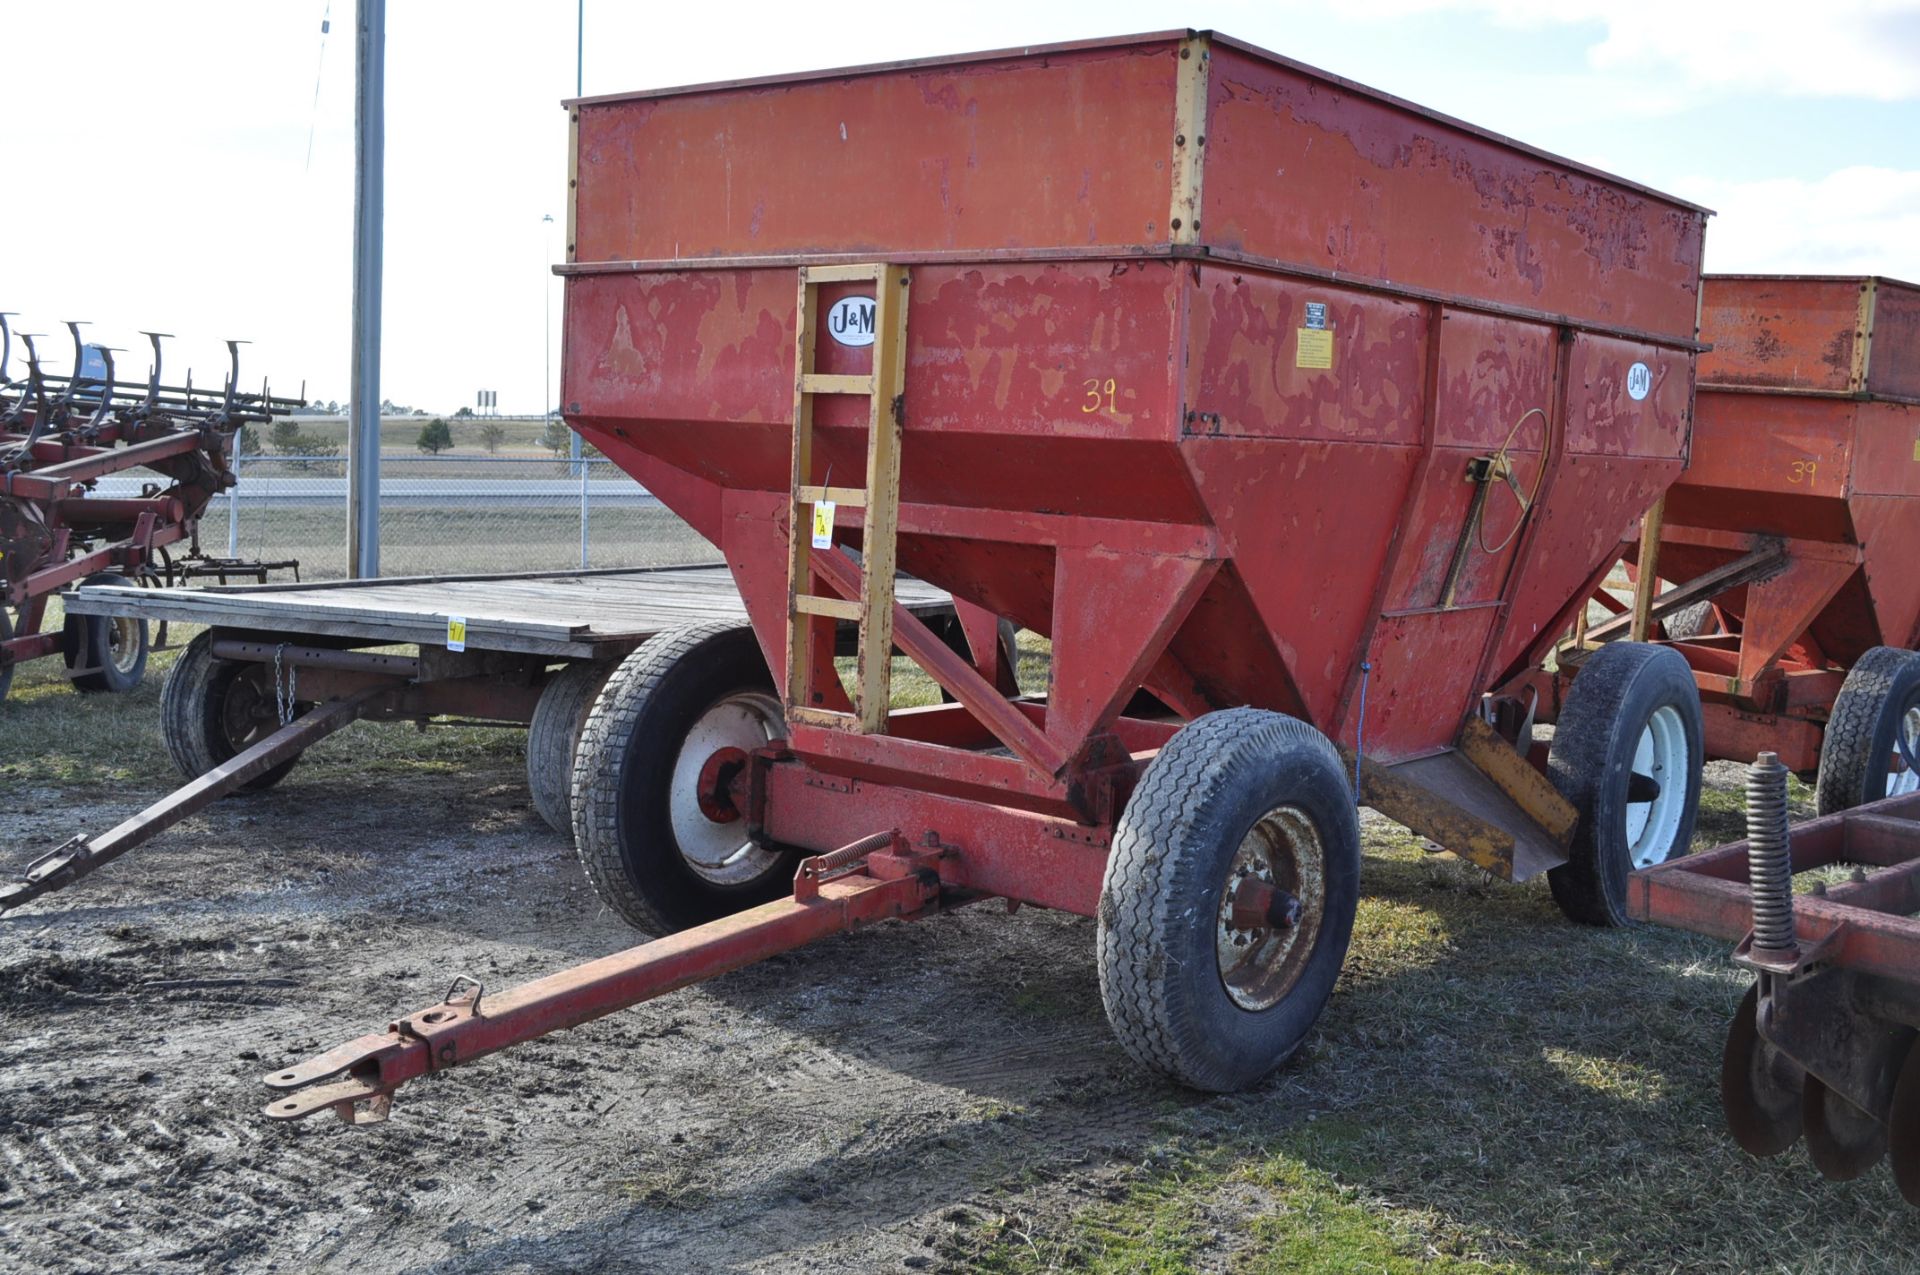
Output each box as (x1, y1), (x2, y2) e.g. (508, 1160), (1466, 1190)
(4, 707), (1919, 1272)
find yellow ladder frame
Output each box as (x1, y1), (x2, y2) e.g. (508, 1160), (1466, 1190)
(785, 263), (909, 733)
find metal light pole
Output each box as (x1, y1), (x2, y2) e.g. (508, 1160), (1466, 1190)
(347, 0), (385, 578)
(567, 0), (584, 475)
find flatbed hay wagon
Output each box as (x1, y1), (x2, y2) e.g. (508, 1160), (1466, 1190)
(260, 28), (1716, 1121)
(1556, 274), (1920, 814)
(0, 565), (954, 911)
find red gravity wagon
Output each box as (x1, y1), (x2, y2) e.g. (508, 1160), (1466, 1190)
(265, 30), (1712, 1119)
(1572, 275), (1920, 814)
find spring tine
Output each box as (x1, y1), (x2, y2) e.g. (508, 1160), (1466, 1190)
(139, 331), (172, 408)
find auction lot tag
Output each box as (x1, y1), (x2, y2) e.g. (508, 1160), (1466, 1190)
(1296, 328), (1334, 370)
(811, 501), (836, 549)
(447, 616), (468, 652)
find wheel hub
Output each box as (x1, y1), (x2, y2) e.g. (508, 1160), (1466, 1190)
(669, 691), (785, 885)
(1215, 806), (1325, 1013)
(694, 746), (750, 823)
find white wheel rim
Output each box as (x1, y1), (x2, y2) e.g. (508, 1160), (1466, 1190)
(1887, 706), (1920, 797)
(1625, 704), (1689, 869)
(668, 691), (785, 886)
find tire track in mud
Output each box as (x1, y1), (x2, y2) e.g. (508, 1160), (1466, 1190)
(2, 762), (1196, 1275)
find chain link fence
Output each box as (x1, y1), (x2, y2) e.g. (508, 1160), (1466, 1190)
(196, 453), (721, 581)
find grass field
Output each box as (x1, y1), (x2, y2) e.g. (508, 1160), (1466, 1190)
(219, 503), (720, 580)
(4, 620), (1913, 1272)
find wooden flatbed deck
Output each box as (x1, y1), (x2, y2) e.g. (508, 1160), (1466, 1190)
(65, 565), (952, 659)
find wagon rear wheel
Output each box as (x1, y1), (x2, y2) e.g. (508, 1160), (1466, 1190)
(160, 631), (311, 791)
(1814, 646), (1920, 816)
(64, 573), (148, 694)
(1097, 708), (1360, 1092)
(572, 623), (793, 935)
(526, 660), (613, 835)
(1547, 642), (1703, 926)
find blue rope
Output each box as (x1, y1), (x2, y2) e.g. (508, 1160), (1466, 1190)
(1353, 660), (1371, 801)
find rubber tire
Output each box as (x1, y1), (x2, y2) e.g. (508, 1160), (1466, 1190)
(1663, 600), (1718, 641)
(1547, 642), (1704, 926)
(572, 622), (792, 935)
(1815, 646), (1920, 816)
(526, 660), (612, 835)
(64, 573), (148, 694)
(1097, 708), (1361, 1092)
(160, 631), (304, 792)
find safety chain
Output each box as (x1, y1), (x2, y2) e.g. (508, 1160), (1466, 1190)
(273, 642), (298, 725)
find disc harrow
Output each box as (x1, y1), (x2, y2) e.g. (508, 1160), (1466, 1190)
(0, 315), (302, 699)
(1631, 746), (1920, 1204)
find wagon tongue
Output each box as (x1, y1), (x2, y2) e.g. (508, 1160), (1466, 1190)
(262, 835), (941, 1123)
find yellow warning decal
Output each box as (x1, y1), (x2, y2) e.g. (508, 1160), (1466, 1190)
(1296, 328), (1334, 371)
(446, 616), (468, 652)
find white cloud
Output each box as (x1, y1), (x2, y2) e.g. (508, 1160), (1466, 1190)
(1684, 166), (1920, 278)
(1346, 0), (1920, 99)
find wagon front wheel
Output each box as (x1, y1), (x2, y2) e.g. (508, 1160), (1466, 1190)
(1097, 708), (1360, 1092)
(160, 631), (311, 791)
(572, 623), (794, 935)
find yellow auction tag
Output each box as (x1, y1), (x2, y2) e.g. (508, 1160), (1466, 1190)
(811, 500), (836, 549)
(1296, 328), (1334, 370)
(447, 616), (468, 652)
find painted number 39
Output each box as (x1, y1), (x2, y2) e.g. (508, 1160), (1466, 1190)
(1081, 378), (1119, 414)
(1789, 460), (1817, 485)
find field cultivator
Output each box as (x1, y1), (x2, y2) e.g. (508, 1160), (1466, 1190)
(1635, 757), (1920, 1204)
(0, 316), (301, 700)
(260, 30), (1718, 1119)
(1549, 275), (1920, 814)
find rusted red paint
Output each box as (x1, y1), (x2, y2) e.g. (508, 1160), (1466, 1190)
(1626, 275), (1920, 764)
(565, 29), (1699, 795)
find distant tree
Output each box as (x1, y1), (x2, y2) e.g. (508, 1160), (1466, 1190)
(270, 419), (304, 453)
(235, 425), (263, 456)
(540, 418), (574, 458)
(453, 405), (474, 418)
(478, 422), (508, 454)
(417, 418), (455, 455)
(325, 399), (341, 413)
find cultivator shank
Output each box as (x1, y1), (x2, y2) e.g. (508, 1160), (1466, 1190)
(0, 316), (301, 695)
(1632, 761), (1920, 1202)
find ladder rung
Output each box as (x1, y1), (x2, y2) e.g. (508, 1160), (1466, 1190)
(801, 264), (884, 284)
(797, 485), (867, 508)
(788, 705), (859, 729)
(799, 373), (874, 395)
(793, 594), (863, 621)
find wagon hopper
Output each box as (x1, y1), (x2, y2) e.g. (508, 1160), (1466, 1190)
(1567, 275), (1920, 814)
(264, 29), (1710, 1120)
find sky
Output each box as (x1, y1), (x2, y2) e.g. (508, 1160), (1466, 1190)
(2, 0), (1916, 415)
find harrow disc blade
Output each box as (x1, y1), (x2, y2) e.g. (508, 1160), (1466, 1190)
(1803, 1073), (1888, 1181)
(1888, 1042), (1920, 1206)
(1720, 984), (1805, 1158)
